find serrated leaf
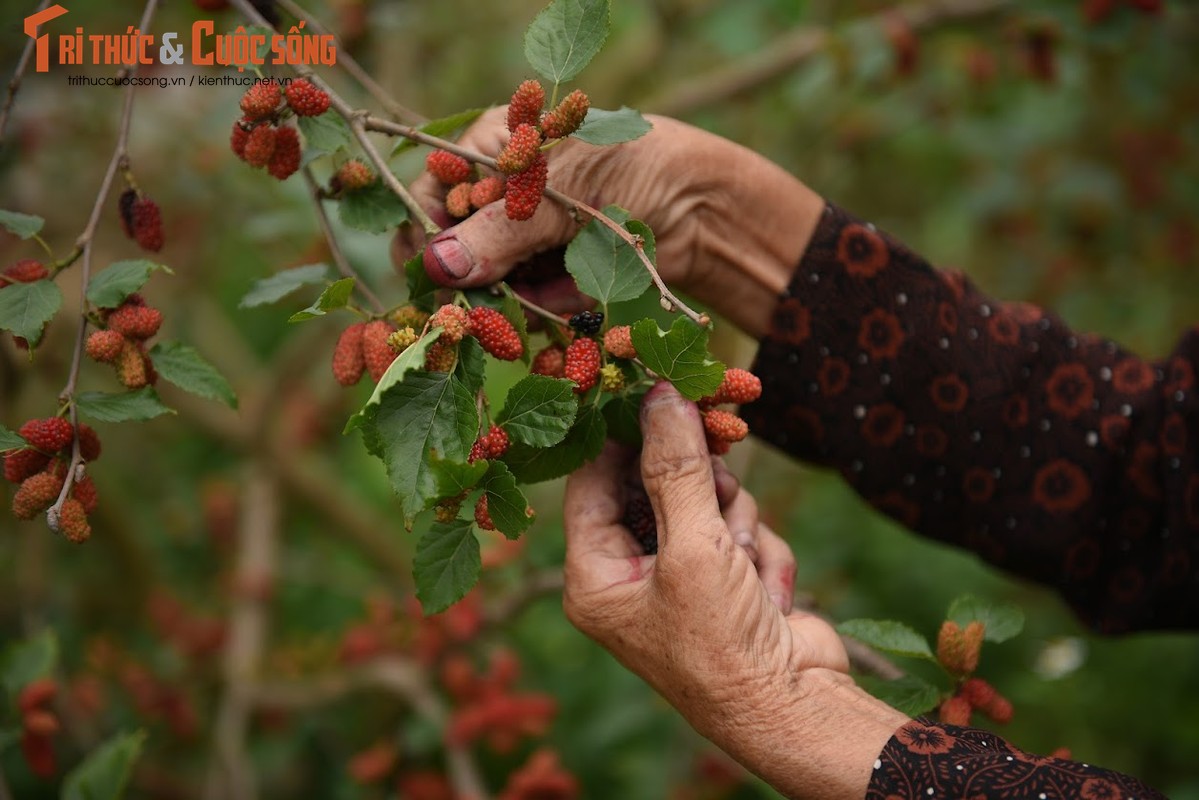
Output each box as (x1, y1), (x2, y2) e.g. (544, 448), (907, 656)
(343, 333), (439, 433)
(483, 461), (534, 539)
(297, 112), (351, 156)
(404, 251), (438, 313)
(0, 209), (44, 239)
(360, 371), (478, 525)
(62, 730), (146, 800)
(947, 594), (1026, 644)
(524, 0), (610, 85)
(837, 619), (935, 661)
(630, 317), (724, 401)
(239, 264), (330, 308)
(504, 405), (606, 484)
(1, 630), (57, 701)
(431, 457), (488, 499)
(0, 280), (61, 343)
(573, 106), (652, 145)
(339, 181), (410, 233)
(855, 675), (943, 718)
(148, 341), (237, 408)
(414, 520), (480, 614)
(564, 206), (654, 304)
(75, 388), (174, 423)
(454, 336), (487, 395)
(288, 277), (355, 322)
(391, 108), (489, 157)
(0, 426), (27, 452)
(86, 259), (173, 309)
(601, 387), (647, 446)
(496, 375), (577, 447)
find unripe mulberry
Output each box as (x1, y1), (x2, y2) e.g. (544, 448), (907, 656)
(564, 338), (601, 394)
(470, 176), (504, 208)
(240, 79), (282, 119)
(386, 326), (418, 354)
(504, 153), (547, 221)
(362, 320), (397, 382)
(116, 339), (148, 389)
(445, 182), (473, 219)
(475, 495), (496, 531)
(58, 497), (91, 543)
(391, 305), (429, 330)
(86, 330), (125, 363)
(507, 80), (545, 131)
(434, 499), (462, 524)
(600, 363), (624, 393)
(703, 367), (762, 406)
(12, 471), (65, 520)
(131, 197), (164, 252)
(960, 620), (985, 674)
(335, 159), (373, 192)
(0, 259), (48, 286)
(568, 310), (603, 335)
(468, 306), (523, 361)
(622, 490), (657, 554)
(430, 304), (471, 344)
(267, 126), (301, 180)
(496, 124), (542, 175)
(424, 339), (456, 372)
(243, 124), (277, 168)
(77, 424), (101, 462)
(603, 326), (636, 360)
(19, 418), (74, 452)
(4, 449), (50, 483)
(73, 475), (98, 514)
(426, 150), (472, 185)
(106, 303), (162, 340)
(230, 119), (251, 158)
(702, 410), (748, 443)
(284, 78), (330, 117)
(959, 678), (997, 709)
(18, 678), (57, 713)
(531, 345), (565, 378)
(540, 89), (590, 139)
(939, 696), (972, 726)
(331, 323), (366, 386)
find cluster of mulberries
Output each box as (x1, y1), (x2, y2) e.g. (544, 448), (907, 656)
(86, 294), (163, 389)
(424, 150), (506, 220)
(5, 417), (101, 541)
(230, 78), (329, 181)
(17, 678), (60, 778)
(938, 677), (1014, 726)
(696, 368), (762, 455)
(443, 650), (557, 752)
(117, 188), (164, 252)
(331, 320), (398, 386)
(468, 425), (510, 463)
(933, 619), (1012, 726)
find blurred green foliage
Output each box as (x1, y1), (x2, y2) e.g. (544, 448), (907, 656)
(1, 0), (1197, 798)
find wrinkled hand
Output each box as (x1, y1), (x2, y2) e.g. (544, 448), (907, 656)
(562, 382), (850, 751)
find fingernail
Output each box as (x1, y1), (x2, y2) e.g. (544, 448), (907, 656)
(429, 237), (473, 280)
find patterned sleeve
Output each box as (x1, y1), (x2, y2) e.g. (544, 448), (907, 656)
(866, 719), (1164, 799)
(742, 203), (1199, 634)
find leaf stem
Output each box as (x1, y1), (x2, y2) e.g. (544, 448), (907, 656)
(505, 288), (569, 331)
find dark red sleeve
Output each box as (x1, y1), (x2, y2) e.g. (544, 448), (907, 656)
(866, 719), (1164, 799)
(742, 203), (1199, 634)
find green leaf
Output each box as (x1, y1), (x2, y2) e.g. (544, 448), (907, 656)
(454, 336), (486, 395)
(414, 521), (480, 614)
(391, 108), (489, 157)
(495, 375), (577, 447)
(339, 181), (410, 233)
(75, 388), (174, 423)
(431, 457), (489, 499)
(404, 251), (438, 313)
(630, 317), (725, 401)
(360, 370), (478, 525)
(483, 461), (534, 539)
(0, 426), (27, 452)
(1, 630), (57, 701)
(148, 341), (237, 408)
(238, 264), (330, 309)
(297, 112), (351, 156)
(564, 206), (654, 305)
(86, 259), (172, 309)
(837, 619), (935, 661)
(524, 0), (610, 85)
(0, 209), (45, 239)
(504, 405), (606, 484)
(62, 730), (146, 800)
(573, 106), (652, 145)
(287, 277), (355, 322)
(947, 594), (1026, 644)
(855, 675), (943, 718)
(601, 387), (647, 446)
(0, 280), (61, 344)
(344, 333), (439, 434)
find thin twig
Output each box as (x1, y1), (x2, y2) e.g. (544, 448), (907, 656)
(301, 166), (385, 313)
(507, 290), (568, 329)
(0, 0), (51, 146)
(49, 0), (160, 529)
(274, 0), (425, 125)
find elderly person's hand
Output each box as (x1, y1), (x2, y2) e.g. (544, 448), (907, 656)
(562, 382), (908, 799)
(393, 107), (824, 337)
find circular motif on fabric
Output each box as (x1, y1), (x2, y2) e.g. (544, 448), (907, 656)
(930, 373), (970, 413)
(817, 358), (851, 397)
(862, 404), (905, 447)
(836, 223), (890, 278)
(1033, 459), (1091, 513)
(895, 722), (955, 755)
(1045, 363), (1094, 420)
(1112, 358), (1154, 394)
(770, 298), (811, 346)
(858, 309), (906, 360)
(962, 467), (996, 503)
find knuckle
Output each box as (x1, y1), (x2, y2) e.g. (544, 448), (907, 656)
(641, 449), (710, 494)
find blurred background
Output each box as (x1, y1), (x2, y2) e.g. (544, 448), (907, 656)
(1, 0), (1197, 797)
